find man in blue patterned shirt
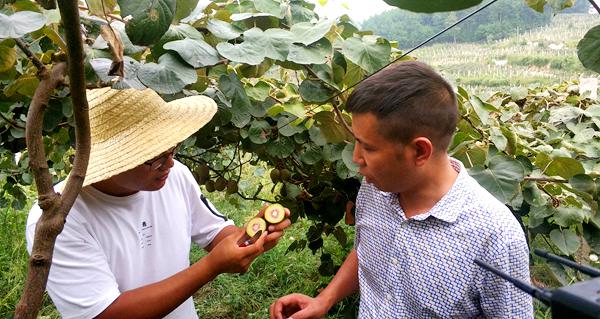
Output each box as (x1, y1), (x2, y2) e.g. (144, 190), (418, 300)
(270, 61), (533, 318)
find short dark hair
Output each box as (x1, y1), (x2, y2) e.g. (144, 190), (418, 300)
(346, 61), (457, 152)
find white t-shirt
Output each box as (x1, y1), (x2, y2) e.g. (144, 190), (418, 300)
(26, 161), (234, 319)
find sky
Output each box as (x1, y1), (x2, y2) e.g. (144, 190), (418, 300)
(307, 0), (394, 23)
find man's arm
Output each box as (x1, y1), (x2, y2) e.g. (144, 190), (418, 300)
(96, 227), (267, 319)
(270, 249), (360, 319)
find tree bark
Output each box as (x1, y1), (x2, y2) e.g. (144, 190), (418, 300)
(15, 0), (91, 317)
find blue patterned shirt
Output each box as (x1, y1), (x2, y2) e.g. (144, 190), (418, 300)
(354, 159), (533, 318)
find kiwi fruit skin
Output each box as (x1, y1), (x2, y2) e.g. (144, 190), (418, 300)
(246, 217), (267, 237)
(264, 203), (286, 224)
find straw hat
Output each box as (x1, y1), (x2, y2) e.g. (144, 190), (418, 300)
(82, 87), (217, 186)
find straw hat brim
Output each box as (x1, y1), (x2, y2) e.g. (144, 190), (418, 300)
(82, 88), (217, 186)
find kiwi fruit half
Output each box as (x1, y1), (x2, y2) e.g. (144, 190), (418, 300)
(264, 203), (286, 224)
(246, 217), (267, 237)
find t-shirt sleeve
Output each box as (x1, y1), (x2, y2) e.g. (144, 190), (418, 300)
(477, 228), (533, 318)
(178, 164), (234, 248)
(26, 205), (120, 319)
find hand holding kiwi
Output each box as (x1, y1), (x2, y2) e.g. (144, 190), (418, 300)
(239, 203), (289, 247)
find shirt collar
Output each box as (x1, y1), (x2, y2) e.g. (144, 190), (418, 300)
(378, 157), (467, 223)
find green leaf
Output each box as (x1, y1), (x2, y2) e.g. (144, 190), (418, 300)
(526, 0), (546, 12)
(523, 182), (546, 207)
(207, 19), (243, 40)
(300, 144), (322, 165)
(290, 19), (334, 45)
(544, 157), (585, 180)
(216, 28), (293, 65)
(245, 81), (271, 101)
(569, 174), (596, 195)
(287, 38), (332, 65)
(90, 56), (145, 89)
(468, 155), (525, 204)
(299, 79), (333, 104)
(341, 36), (391, 74)
(0, 43), (16, 72)
(577, 25), (600, 74)
(254, 0), (285, 18)
(164, 38), (220, 68)
(382, 0), (483, 12)
(174, 0), (198, 22)
(86, 0), (117, 16)
(219, 73), (252, 128)
(549, 228), (580, 255)
(118, 0), (176, 46)
(469, 95), (498, 125)
(152, 23), (205, 58)
(313, 111), (353, 144)
(0, 11), (46, 38)
(277, 116), (304, 137)
(553, 206), (585, 228)
(137, 53), (197, 94)
(248, 120), (271, 144)
(3, 74), (39, 97)
(267, 137), (295, 158)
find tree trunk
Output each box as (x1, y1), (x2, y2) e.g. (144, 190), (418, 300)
(14, 0), (91, 317)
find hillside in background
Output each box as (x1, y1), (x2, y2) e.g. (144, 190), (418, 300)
(411, 14), (597, 96)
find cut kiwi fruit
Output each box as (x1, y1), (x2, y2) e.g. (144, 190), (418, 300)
(246, 217), (267, 237)
(264, 203), (286, 224)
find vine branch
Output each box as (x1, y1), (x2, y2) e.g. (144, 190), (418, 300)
(0, 112), (25, 130)
(15, 38), (46, 72)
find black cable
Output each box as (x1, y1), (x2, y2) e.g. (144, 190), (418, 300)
(279, 0), (500, 129)
(588, 0), (600, 14)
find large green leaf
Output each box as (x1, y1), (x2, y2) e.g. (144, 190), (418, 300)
(341, 35), (390, 74)
(90, 56), (145, 89)
(137, 53), (197, 94)
(544, 157), (585, 179)
(164, 38), (220, 68)
(290, 19), (334, 45)
(219, 73), (252, 128)
(118, 0), (176, 46)
(207, 19), (243, 40)
(287, 38), (332, 65)
(553, 206), (585, 228)
(216, 27), (293, 65)
(549, 228), (580, 255)
(0, 42), (16, 72)
(468, 155), (525, 204)
(174, 0), (199, 22)
(299, 79), (333, 104)
(266, 137), (295, 158)
(313, 111), (353, 144)
(248, 120), (271, 144)
(382, 0), (483, 12)
(0, 11), (46, 38)
(254, 0), (285, 18)
(152, 24), (204, 58)
(577, 25), (600, 74)
(86, 0), (117, 17)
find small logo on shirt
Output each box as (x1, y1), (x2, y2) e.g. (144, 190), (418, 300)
(137, 220), (153, 249)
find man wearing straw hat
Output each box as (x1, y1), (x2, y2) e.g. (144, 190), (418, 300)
(26, 87), (291, 318)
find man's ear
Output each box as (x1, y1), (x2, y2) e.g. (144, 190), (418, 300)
(412, 137), (433, 166)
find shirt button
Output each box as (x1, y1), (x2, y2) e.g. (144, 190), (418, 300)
(386, 293), (393, 301)
(391, 258), (398, 265)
